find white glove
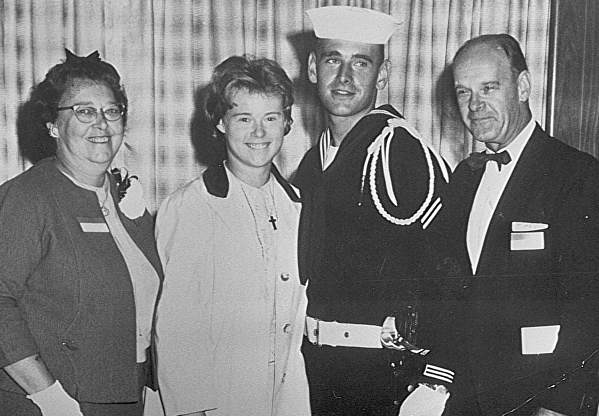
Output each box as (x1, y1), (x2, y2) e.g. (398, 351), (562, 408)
(27, 380), (83, 416)
(398, 384), (449, 416)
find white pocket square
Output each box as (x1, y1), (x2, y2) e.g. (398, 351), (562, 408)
(511, 221), (548, 232)
(521, 325), (560, 354)
(510, 231), (544, 250)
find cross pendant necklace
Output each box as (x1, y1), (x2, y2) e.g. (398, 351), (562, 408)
(268, 215), (277, 230)
(239, 175), (278, 231)
(265, 178), (278, 231)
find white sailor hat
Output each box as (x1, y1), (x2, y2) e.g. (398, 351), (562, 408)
(306, 6), (400, 45)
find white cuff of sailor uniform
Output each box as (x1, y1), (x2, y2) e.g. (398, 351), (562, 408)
(422, 364), (454, 384)
(27, 380), (83, 416)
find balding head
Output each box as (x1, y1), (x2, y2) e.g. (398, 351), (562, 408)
(454, 34), (528, 79)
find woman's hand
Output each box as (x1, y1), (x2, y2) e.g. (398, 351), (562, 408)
(27, 380), (83, 416)
(4, 354), (83, 415)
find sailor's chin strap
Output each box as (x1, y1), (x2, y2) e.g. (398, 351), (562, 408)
(360, 115), (450, 227)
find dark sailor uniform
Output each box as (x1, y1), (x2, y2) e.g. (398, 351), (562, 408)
(294, 105), (462, 415)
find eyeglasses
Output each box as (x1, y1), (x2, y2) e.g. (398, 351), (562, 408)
(57, 104), (126, 123)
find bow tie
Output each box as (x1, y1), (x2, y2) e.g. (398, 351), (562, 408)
(466, 150), (512, 171)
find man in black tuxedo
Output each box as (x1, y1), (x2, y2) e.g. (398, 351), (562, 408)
(447, 33), (599, 415)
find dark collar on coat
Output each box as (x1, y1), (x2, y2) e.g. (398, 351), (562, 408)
(203, 163), (301, 202)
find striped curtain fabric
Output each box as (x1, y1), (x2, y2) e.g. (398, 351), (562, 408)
(0, 0), (550, 212)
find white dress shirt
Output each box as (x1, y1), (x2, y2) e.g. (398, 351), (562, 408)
(319, 128), (339, 170)
(467, 118), (536, 273)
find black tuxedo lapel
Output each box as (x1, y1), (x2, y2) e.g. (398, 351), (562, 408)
(493, 125), (549, 217)
(444, 158), (484, 275)
(476, 125), (552, 275)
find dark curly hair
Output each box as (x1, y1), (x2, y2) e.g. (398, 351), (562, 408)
(205, 55), (294, 141)
(30, 49), (128, 132)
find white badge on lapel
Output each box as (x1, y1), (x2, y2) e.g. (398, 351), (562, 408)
(510, 222), (547, 251)
(521, 325), (560, 354)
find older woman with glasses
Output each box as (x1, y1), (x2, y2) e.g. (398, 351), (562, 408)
(0, 50), (162, 416)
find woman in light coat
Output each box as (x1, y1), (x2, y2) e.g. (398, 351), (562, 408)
(154, 55), (310, 416)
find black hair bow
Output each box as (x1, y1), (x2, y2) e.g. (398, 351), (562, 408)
(64, 49), (101, 64)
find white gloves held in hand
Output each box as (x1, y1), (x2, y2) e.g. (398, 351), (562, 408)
(27, 380), (83, 416)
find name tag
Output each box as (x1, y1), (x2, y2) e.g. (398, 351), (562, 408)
(521, 325), (560, 354)
(510, 231), (544, 250)
(511, 221), (548, 232)
(78, 217), (109, 233)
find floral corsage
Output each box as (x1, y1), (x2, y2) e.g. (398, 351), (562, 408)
(110, 167), (146, 219)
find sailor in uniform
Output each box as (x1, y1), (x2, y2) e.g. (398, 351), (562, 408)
(294, 6), (463, 415)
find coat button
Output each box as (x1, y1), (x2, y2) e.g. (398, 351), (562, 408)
(60, 340), (78, 351)
(283, 323), (291, 333)
(280, 273), (290, 281)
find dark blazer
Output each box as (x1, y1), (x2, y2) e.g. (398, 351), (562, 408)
(447, 124), (599, 415)
(0, 158), (163, 403)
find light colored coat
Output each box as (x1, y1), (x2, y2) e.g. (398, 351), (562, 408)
(154, 165), (310, 416)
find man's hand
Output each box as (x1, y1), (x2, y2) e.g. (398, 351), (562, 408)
(381, 316), (400, 348)
(381, 316), (431, 355)
(398, 384), (449, 416)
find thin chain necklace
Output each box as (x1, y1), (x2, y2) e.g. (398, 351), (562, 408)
(239, 177), (279, 232)
(266, 179), (278, 230)
(97, 181), (111, 216)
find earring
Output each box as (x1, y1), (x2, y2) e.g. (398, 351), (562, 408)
(216, 120), (226, 134)
(46, 122), (59, 138)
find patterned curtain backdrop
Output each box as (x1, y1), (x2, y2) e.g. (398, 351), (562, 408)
(0, 0), (550, 212)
